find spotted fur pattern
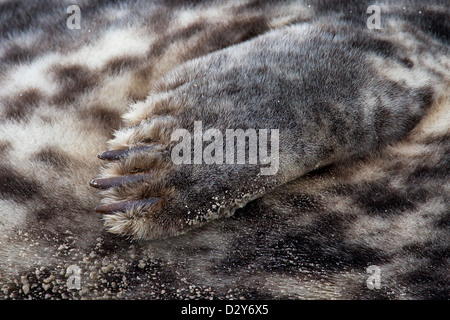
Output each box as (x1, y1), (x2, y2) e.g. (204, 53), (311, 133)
(0, 0), (448, 299)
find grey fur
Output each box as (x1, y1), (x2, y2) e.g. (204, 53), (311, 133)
(0, 0), (448, 299)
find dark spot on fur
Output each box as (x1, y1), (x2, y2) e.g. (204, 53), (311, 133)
(0, 141), (12, 155)
(403, 271), (449, 299)
(33, 208), (53, 221)
(263, 231), (388, 274)
(103, 56), (142, 75)
(401, 243), (448, 262)
(28, 193), (94, 226)
(399, 57), (414, 69)
(351, 38), (396, 59)
(147, 21), (207, 59)
(0, 0), (54, 38)
(147, 38), (169, 59)
(415, 86), (434, 108)
(435, 214), (449, 229)
(33, 147), (70, 168)
(235, 0), (285, 11)
(259, 212), (387, 274)
(334, 181), (428, 216)
(2, 44), (38, 64)
(165, 0), (205, 7)
(216, 233), (267, 274)
(79, 106), (122, 132)
(219, 211), (388, 276)
(52, 64), (98, 105)
(187, 15), (269, 58)
(409, 163), (449, 182)
(400, 243), (449, 300)
(316, 102), (351, 144)
(232, 15), (270, 43)
(422, 133), (450, 147)
(345, 31), (417, 69)
(175, 21), (208, 40)
(371, 82), (433, 145)
(0, 166), (40, 201)
(4, 89), (42, 121)
(407, 9), (449, 44)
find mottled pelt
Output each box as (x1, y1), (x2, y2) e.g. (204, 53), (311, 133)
(0, 0), (448, 300)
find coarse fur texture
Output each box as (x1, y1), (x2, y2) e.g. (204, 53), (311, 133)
(0, 0), (448, 299)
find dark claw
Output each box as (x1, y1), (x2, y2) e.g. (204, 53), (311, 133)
(94, 198), (160, 214)
(98, 145), (155, 160)
(89, 175), (146, 189)
(98, 149), (128, 160)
